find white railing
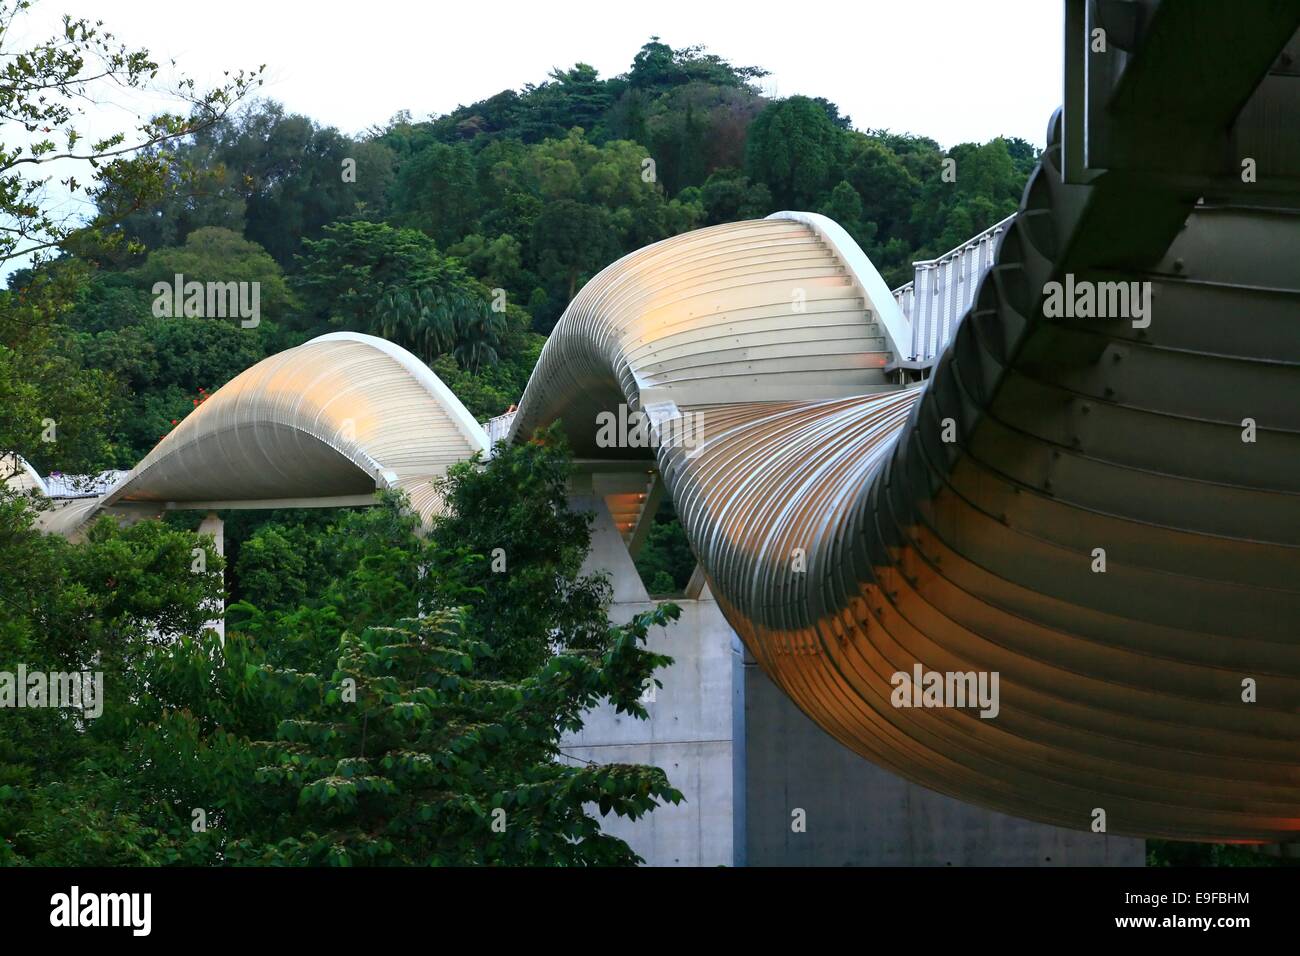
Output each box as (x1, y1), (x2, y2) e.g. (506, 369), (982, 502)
(483, 409), (518, 450)
(891, 214), (1014, 365)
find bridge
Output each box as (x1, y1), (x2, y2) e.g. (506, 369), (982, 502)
(15, 1), (1300, 858)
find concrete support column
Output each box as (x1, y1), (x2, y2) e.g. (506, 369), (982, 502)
(559, 487), (737, 866)
(569, 487), (649, 604)
(196, 510), (225, 641)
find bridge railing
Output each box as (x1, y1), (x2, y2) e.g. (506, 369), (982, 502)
(891, 213), (1014, 366)
(483, 409), (518, 450)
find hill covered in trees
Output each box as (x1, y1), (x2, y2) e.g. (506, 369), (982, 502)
(34, 37), (1037, 472)
(3, 36), (1040, 600)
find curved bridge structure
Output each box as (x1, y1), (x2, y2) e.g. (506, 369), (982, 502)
(26, 1), (1300, 843)
(37, 331), (489, 536)
(508, 3), (1300, 842)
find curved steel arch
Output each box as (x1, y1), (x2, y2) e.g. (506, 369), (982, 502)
(40, 332), (488, 536)
(505, 8), (1300, 839)
(509, 212), (911, 454)
(2, 454), (49, 497)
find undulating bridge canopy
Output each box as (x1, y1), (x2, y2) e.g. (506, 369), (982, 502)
(23, 1), (1300, 843)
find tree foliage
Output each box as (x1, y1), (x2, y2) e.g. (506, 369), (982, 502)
(0, 0), (261, 266)
(3, 430), (682, 866)
(232, 605), (679, 866)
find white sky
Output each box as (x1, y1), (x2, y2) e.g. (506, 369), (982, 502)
(21, 0), (1064, 147)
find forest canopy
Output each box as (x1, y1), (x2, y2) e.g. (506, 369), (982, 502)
(10, 36), (1037, 473)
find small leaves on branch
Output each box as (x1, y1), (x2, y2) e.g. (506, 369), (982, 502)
(0, 0), (264, 265)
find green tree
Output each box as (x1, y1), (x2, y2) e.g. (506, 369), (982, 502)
(112, 102), (395, 266)
(391, 141), (481, 246)
(425, 425), (611, 679)
(426, 329), (542, 419)
(0, 267), (118, 477)
(0, 1), (261, 267)
(841, 134), (919, 241)
(295, 220), (485, 336)
(133, 227), (294, 320)
(745, 96), (844, 209)
(627, 38), (767, 93)
(231, 605), (680, 865)
(532, 199), (619, 303)
(634, 500), (697, 596)
(526, 64), (614, 140)
(447, 233), (525, 293)
(819, 180), (875, 251)
(700, 168), (773, 224)
(0, 494), (225, 865)
(643, 83), (764, 192)
(5, 426), (682, 866)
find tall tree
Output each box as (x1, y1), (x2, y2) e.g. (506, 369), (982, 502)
(531, 198), (619, 303)
(0, 1), (260, 267)
(745, 95), (844, 209)
(425, 424), (611, 680)
(5, 430), (682, 866)
(0, 0), (259, 479)
(391, 141), (480, 246)
(233, 605), (680, 866)
(295, 221), (482, 334)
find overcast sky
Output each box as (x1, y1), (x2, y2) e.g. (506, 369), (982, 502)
(21, 0), (1064, 147)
